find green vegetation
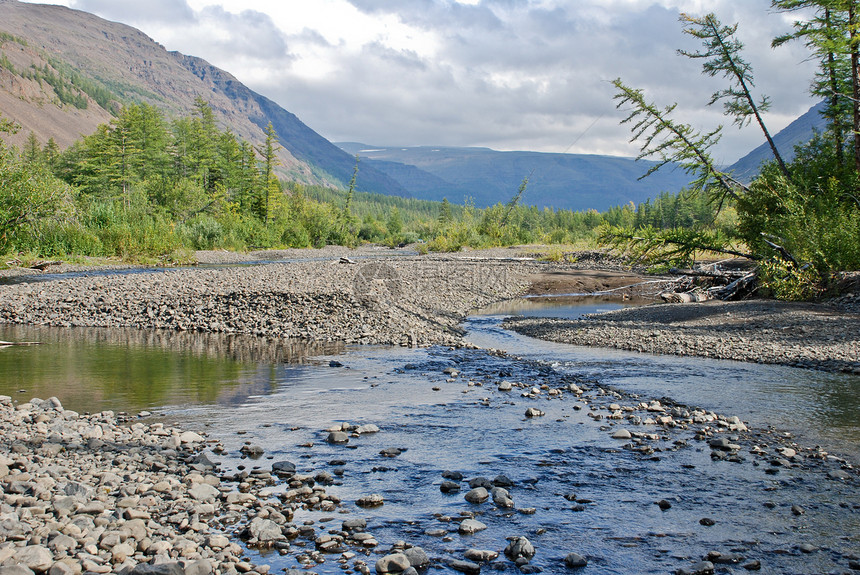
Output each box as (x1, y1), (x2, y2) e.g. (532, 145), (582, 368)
(1, 2), (857, 303)
(1, 98), (720, 261)
(605, 5), (860, 299)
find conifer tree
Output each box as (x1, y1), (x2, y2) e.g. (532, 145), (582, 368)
(678, 13), (791, 180)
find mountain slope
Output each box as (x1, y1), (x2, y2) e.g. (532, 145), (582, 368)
(0, 0), (404, 194)
(730, 101), (826, 180)
(338, 143), (694, 211)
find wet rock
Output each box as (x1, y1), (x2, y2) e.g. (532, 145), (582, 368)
(525, 407), (545, 418)
(706, 551), (744, 564)
(675, 561), (714, 575)
(468, 477), (493, 489)
(458, 518), (488, 534)
(465, 549), (499, 562)
(239, 444), (264, 456)
(245, 517), (286, 544)
(356, 424), (380, 434)
(564, 552), (588, 568)
(441, 480), (461, 493)
(443, 470), (464, 481)
(327, 431), (350, 444)
(708, 437), (738, 451)
(272, 461), (297, 478)
(356, 494), (385, 508)
(656, 499), (672, 511)
(791, 505), (805, 516)
(493, 474), (514, 487)
(742, 559), (762, 571)
(798, 543), (818, 553)
(446, 559), (481, 574)
(343, 518), (367, 532)
(611, 429), (632, 440)
(380, 448), (403, 458)
(504, 536), (535, 561)
(402, 547), (430, 569)
(699, 518), (716, 526)
(375, 553), (412, 574)
(465, 487), (489, 504)
(491, 486), (514, 508)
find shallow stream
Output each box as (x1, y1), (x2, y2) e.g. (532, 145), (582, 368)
(1, 296), (859, 574)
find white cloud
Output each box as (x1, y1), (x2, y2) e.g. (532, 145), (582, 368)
(19, 0), (819, 163)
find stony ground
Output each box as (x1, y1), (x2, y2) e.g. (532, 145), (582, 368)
(507, 297), (860, 374)
(2, 246), (857, 372)
(1, 248), (859, 574)
(0, 255), (532, 347)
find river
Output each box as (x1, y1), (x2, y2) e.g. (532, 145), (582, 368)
(1, 296), (859, 574)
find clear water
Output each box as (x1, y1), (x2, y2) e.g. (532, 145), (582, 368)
(1, 298), (859, 574)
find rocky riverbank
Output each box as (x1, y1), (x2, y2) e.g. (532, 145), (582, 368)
(506, 297), (860, 374)
(0, 256), (532, 347)
(0, 394), (261, 575)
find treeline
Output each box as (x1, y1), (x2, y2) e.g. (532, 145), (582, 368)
(0, 98), (724, 261)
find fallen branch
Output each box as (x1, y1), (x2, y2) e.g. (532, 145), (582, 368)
(29, 260), (63, 271)
(708, 272), (757, 300)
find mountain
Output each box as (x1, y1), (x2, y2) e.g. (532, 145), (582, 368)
(730, 101), (826, 181)
(337, 143), (694, 211)
(0, 0), (405, 194)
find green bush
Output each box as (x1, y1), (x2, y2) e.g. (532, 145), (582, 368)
(737, 152), (860, 296)
(30, 222), (103, 257)
(181, 216), (223, 250)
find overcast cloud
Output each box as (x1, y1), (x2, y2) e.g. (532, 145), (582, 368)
(24, 0), (819, 163)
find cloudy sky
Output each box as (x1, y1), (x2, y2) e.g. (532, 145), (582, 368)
(24, 0), (818, 164)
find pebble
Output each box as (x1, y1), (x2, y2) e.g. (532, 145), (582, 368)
(564, 552), (588, 568)
(464, 487), (489, 504)
(0, 396), (278, 574)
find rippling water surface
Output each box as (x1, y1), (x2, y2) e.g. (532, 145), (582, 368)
(1, 297), (859, 574)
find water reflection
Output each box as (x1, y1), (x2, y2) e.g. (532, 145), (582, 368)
(0, 325), (342, 414)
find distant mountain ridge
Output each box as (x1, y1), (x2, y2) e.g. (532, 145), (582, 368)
(337, 143), (695, 211)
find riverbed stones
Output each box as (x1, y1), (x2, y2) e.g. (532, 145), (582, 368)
(272, 460), (297, 478)
(491, 486), (514, 508)
(564, 552), (588, 568)
(465, 549), (499, 562)
(12, 546), (53, 572)
(0, 397), (285, 574)
(356, 494), (385, 508)
(675, 560), (715, 575)
(504, 536), (535, 561)
(464, 487), (489, 504)
(375, 553), (412, 574)
(458, 519), (488, 534)
(402, 547), (430, 570)
(446, 559), (481, 574)
(440, 480), (461, 493)
(327, 431), (350, 444)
